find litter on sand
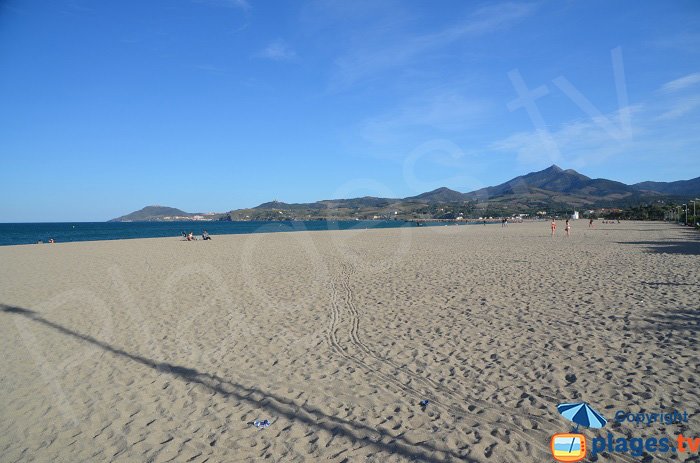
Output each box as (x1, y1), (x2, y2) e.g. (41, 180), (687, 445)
(253, 419), (271, 429)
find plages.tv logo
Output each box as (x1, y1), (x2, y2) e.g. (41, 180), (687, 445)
(551, 433), (587, 462)
(551, 402), (606, 462)
(551, 401), (700, 460)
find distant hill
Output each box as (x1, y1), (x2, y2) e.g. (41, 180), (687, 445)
(254, 201), (296, 210)
(110, 166), (700, 221)
(318, 196), (397, 209)
(109, 206), (196, 222)
(406, 187), (465, 203)
(465, 165), (636, 199)
(633, 177), (700, 196)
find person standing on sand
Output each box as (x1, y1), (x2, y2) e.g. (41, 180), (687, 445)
(551, 219), (557, 236)
(589, 218), (594, 228)
(565, 219), (571, 237)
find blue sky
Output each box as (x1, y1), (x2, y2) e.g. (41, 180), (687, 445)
(1, 0), (699, 221)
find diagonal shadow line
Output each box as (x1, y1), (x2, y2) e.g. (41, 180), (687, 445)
(616, 240), (700, 256)
(640, 281), (697, 286)
(1, 304), (478, 463)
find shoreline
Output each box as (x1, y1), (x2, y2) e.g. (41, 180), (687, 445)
(1, 218), (680, 248)
(0, 218), (497, 248)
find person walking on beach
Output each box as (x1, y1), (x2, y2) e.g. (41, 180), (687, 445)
(565, 219), (571, 237)
(551, 219), (557, 236)
(589, 218), (594, 228)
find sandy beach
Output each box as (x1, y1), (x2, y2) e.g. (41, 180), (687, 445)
(1, 221), (698, 462)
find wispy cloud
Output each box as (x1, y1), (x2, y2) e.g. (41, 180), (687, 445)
(649, 32), (700, 54)
(656, 95), (700, 120)
(455, 2), (537, 36)
(331, 2), (537, 89)
(200, 0), (250, 9)
(490, 59), (700, 170)
(229, 0), (250, 9)
(490, 88), (700, 171)
(258, 40), (297, 61)
(490, 108), (642, 167)
(659, 72), (700, 93)
(301, 0), (405, 25)
(360, 90), (489, 145)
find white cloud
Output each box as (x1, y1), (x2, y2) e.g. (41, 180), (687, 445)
(492, 69), (700, 170)
(656, 96), (700, 120)
(359, 90), (490, 145)
(659, 72), (700, 93)
(301, 0), (404, 25)
(494, 124), (599, 166)
(229, 0), (250, 9)
(331, 2), (537, 89)
(489, 86), (700, 173)
(258, 40), (296, 61)
(195, 0), (250, 10)
(457, 2), (537, 36)
(490, 106), (643, 168)
(650, 33), (700, 54)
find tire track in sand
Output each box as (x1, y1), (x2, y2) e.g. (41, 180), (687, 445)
(327, 262), (542, 460)
(325, 261), (641, 463)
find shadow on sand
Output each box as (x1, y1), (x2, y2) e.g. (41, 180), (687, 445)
(639, 308), (700, 335)
(1, 304), (476, 462)
(640, 281), (697, 287)
(618, 230), (700, 256)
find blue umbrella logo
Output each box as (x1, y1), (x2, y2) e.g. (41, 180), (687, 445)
(557, 402), (607, 453)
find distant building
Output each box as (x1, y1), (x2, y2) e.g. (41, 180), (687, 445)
(572, 211), (579, 220)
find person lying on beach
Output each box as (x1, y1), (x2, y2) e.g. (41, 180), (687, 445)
(187, 232), (195, 241)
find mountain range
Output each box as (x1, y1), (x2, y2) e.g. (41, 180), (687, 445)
(110, 165), (700, 221)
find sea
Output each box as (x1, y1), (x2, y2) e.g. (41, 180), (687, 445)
(0, 220), (468, 247)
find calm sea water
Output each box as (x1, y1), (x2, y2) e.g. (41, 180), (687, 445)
(0, 220), (468, 246)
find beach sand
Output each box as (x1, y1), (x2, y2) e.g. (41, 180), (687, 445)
(1, 221), (698, 462)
